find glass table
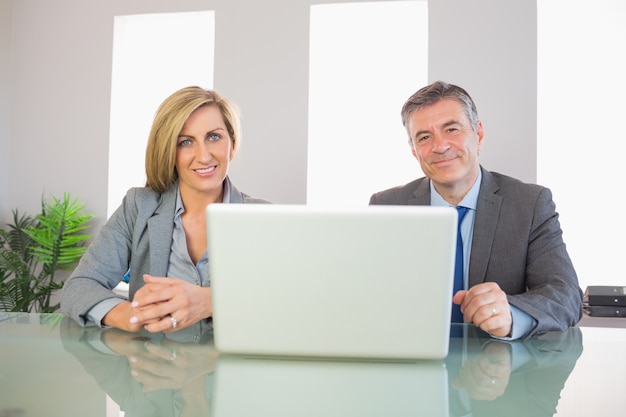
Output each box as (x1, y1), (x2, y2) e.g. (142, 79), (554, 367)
(1, 313), (624, 416)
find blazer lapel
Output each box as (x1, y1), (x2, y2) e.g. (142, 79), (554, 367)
(469, 168), (502, 287)
(147, 186), (177, 277)
(225, 176), (245, 203)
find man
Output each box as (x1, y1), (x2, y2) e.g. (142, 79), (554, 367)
(369, 81), (582, 339)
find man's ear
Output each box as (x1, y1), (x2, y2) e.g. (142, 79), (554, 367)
(476, 120), (485, 150)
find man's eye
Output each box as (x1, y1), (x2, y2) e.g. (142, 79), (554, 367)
(417, 135), (430, 142)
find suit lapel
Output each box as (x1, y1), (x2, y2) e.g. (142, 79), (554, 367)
(411, 170), (501, 286)
(409, 178), (431, 205)
(469, 168), (502, 287)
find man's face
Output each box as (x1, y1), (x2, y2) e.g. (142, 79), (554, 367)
(408, 99), (484, 195)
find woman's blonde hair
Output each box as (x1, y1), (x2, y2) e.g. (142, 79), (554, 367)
(145, 86), (241, 192)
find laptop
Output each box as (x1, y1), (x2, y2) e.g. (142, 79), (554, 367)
(206, 204), (457, 360)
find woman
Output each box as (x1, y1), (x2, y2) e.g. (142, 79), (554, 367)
(61, 86), (270, 333)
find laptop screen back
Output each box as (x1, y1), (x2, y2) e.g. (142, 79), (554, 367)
(206, 204), (457, 360)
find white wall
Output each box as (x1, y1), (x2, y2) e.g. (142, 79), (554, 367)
(307, 1), (429, 206)
(537, 0), (626, 292)
(0, 0), (11, 223)
(429, 0), (537, 184)
(1, 0), (537, 233)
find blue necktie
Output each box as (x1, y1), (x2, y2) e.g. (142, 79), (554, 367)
(452, 206), (469, 323)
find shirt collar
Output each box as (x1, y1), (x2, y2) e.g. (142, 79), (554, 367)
(430, 168), (482, 210)
(174, 177), (232, 217)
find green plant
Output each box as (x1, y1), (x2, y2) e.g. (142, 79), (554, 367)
(0, 193), (94, 313)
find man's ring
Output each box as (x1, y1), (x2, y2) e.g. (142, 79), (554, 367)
(169, 315), (178, 329)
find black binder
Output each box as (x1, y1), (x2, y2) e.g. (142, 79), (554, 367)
(584, 285), (626, 307)
(587, 305), (626, 317)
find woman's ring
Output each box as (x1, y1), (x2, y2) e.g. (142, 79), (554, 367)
(491, 307), (497, 316)
(169, 315), (178, 329)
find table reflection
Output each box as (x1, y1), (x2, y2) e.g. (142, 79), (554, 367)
(446, 327), (583, 416)
(212, 355), (448, 416)
(59, 318), (582, 417)
(60, 318), (217, 417)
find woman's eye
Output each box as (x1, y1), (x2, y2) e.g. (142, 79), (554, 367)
(208, 133), (220, 142)
(178, 138), (192, 147)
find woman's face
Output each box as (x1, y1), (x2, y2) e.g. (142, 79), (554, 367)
(175, 105), (233, 202)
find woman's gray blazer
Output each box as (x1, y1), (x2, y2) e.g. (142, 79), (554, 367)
(60, 178), (270, 326)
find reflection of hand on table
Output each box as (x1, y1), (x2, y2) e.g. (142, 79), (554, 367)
(131, 337), (218, 392)
(452, 341), (512, 400)
(60, 318), (218, 416)
(101, 328), (219, 392)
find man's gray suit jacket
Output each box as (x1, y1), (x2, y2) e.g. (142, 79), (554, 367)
(369, 167), (583, 337)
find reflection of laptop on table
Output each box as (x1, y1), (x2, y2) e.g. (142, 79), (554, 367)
(212, 355), (449, 416)
(206, 204), (457, 360)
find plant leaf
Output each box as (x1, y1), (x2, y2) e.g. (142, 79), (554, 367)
(0, 192), (93, 313)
